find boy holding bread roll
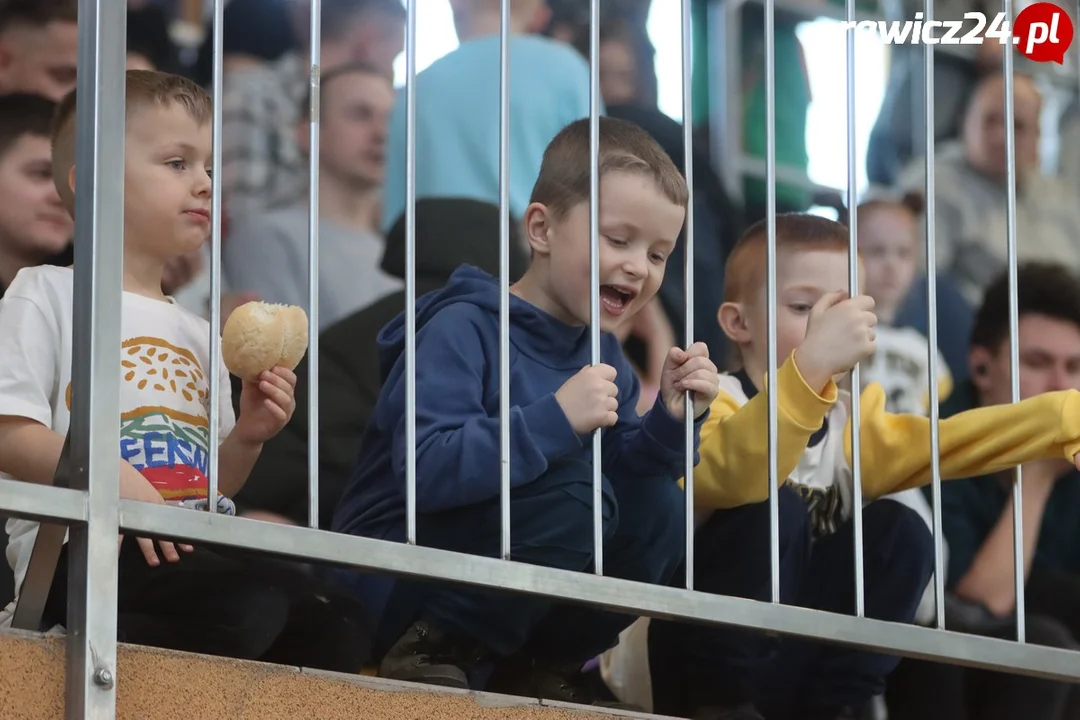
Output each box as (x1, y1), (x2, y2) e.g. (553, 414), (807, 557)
(0, 70), (371, 671)
(329, 117), (720, 700)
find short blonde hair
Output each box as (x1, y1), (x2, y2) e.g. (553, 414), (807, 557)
(724, 213), (850, 304)
(50, 70), (212, 214)
(530, 116), (689, 219)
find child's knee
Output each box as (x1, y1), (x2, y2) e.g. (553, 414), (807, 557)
(865, 500), (934, 586)
(626, 478), (686, 552)
(513, 466), (599, 564)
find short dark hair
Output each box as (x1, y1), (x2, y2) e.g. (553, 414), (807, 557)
(0, 0), (78, 33)
(530, 116), (689, 220)
(0, 93), (56, 158)
(300, 60), (390, 118)
(319, 0), (405, 43)
(971, 262), (1080, 351)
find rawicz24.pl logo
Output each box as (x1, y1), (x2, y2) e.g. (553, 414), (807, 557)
(844, 2), (1075, 63)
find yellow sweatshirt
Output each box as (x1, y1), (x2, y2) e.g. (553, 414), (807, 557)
(694, 352), (1080, 516)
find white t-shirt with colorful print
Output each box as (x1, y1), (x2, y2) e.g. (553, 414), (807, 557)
(0, 265), (236, 619)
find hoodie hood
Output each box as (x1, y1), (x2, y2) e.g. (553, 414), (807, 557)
(377, 264), (593, 381)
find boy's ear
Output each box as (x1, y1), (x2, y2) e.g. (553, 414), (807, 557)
(718, 301), (750, 345)
(523, 202), (553, 257)
(67, 166), (76, 196)
(968, 345), (994, 396)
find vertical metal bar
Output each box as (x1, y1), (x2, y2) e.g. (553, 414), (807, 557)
(764, 0), (780, 603)
(1001, 0), (1026, 643)
(845, 0), (865, 619)
(404, 0), (418, 545)
(708, 0), (744, 202)
(681, 0), (696, 591)
(923, 0), (946, 631)
(207, 0), (224, 514)
(498, 0), (512, 560)
(589, 0), (604, 576)
(66, 0), (126, 715)
(307, 0), (322, 530)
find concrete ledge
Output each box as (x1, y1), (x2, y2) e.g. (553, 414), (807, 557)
(0, 629), (665, 720)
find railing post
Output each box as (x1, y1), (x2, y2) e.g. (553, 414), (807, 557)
(66, 0), (127, 716)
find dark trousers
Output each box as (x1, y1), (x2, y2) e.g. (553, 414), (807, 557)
(649, 486), (934, 720)
(374, 459), (687, 666)
(44, 536), (372, 673)
(886, 568), (1080, 720)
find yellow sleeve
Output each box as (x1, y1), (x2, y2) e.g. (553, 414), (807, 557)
(694, 352), (838, 509)
(849, 385), (1080, 498)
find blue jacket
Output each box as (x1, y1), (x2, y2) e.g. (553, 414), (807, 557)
(330, 265), (703, 619)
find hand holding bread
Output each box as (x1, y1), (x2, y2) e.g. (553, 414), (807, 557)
(221, 301), (309, 381)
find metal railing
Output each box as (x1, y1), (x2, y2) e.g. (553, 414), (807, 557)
(1, 0), (1079, 718)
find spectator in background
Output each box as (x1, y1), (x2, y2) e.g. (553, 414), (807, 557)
(855, 190), (953, 414)
(0, 94), (72, 298)
(194, 0), (298, 86)
(542, 0), (658, 109)
(866, 0), (996, 186)
(887, 263), (1080, 720)
(127, 0), (179, 76)
(221, 0), (405, 226)
(0, 90), (74, 617)
(0, 0), (78, 102)
(596, 16), (638, 107)
(897, 72), (1080, 307)
(226, 61), (400, 332)
(868, 0), (1076, 186)
(380, 0), (592, 234)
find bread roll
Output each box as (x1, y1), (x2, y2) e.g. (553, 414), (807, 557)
(221, 302), (309, 381)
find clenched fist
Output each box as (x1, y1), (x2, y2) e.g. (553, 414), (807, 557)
(555, 364), (620, 434)
(794, 291), (877, 392)
(660, 342), (720, 421)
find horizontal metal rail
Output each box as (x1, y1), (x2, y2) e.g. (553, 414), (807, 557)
(109, 500), (1080, 683)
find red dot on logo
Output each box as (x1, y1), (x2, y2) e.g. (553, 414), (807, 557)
(1013, 2), (1074, 63)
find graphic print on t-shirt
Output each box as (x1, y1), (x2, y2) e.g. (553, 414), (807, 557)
(64, 336), (214, 504)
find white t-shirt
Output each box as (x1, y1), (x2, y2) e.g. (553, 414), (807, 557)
(860, 325), (953, 417)
(0, 265), (236, 621)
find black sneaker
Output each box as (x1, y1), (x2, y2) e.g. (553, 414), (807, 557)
(378, 621), (485, 689)
(693, 703), (766, 720)
(486, 655), (640, 710)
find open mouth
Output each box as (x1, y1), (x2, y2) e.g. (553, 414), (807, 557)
(600, 284), (637, 316)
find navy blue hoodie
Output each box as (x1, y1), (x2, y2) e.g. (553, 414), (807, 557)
(331, 265), (703, 619)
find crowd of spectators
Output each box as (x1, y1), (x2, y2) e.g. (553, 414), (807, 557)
(0, 1), (1079, 718)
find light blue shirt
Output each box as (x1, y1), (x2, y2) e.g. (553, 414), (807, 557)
(381, 34), (596, 231)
